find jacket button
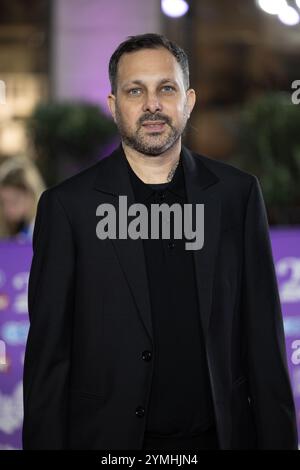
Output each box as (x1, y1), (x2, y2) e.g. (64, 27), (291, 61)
(142, 350), (152, 361)
(135, 406), (145, 417)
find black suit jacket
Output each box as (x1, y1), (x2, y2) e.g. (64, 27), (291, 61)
(22, 145), (298, 449)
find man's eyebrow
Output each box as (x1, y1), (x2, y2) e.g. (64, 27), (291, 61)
(158, 78), (178, 86)
(122, 78), (179, 88)
(122, 80), (144, 88)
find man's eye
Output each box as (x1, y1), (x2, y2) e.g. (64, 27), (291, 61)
(161, 85), (176, 92)
(128, 88), (142, 95)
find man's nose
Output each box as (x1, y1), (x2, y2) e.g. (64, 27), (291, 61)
(142, 92), (162, 113)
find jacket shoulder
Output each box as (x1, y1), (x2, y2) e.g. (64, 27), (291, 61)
(39, 152), (114, 204)
(192, 150), (256, 185)
(49, 161), (102, 193)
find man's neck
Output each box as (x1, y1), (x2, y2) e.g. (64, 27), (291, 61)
(122, 140), (181, 184)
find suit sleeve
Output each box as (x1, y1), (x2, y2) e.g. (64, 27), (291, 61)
(243, 176), (298, 449)
(22, 188), (75, 449)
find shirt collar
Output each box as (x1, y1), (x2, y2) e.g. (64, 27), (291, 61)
(126, 152), (186, 203)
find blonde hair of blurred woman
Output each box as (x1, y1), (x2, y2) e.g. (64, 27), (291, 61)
(0, 157), (46, 240)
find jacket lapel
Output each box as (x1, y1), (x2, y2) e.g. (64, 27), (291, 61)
(181, 146), (221, 339)
(93, 144), (221, 342)
(93, 145), (154, 344)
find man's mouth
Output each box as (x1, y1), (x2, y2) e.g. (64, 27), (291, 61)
(141, 121), (166, 132)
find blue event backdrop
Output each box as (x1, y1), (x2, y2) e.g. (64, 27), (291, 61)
(0, 229), (300, 449)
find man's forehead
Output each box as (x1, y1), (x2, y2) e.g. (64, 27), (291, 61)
(117, 48), (182, 83)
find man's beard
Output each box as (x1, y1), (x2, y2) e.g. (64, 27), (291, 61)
(114, 105), (189, 156)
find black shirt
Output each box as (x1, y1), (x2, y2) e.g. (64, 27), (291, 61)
(126, 154), (215, 441)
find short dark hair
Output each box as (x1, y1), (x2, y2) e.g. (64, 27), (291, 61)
(108, 33), (190, 95)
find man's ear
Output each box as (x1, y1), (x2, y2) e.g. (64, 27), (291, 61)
(107, 93), (116, 122)
(186, 88), (196, 116)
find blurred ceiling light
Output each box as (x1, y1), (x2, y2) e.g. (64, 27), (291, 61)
(278, 4), (300, 24)
(256, 0), (287, 15)
(161, 0), (189, 18)
(257, 0), (299, 26)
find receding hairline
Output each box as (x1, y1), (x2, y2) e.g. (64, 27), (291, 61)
(109, 34), (190, 94)
(114, 48), (187, 91)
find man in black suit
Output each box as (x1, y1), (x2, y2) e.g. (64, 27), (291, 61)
(22, 33), (298, 450)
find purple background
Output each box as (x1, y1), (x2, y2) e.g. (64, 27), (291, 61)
(0, 240), (32, 450)
(0, 229), (299, 449)
(270, 228), (300, 444)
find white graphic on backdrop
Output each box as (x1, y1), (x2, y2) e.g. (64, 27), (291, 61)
(12, 272), (29, 314)
(276, 257), (300, 303)
(291, 340), (300, 365)
(0, 382), (23, 434)
(292, 368), (300, 398)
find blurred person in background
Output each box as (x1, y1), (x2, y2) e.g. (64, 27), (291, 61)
(0, 158), (45, 241)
